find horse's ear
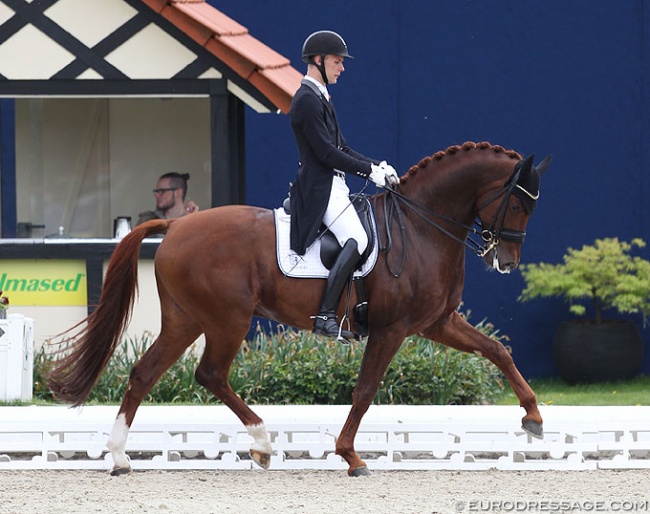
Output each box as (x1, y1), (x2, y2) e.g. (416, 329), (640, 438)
(520, 153), (535, 172)
(535, 155), (552, 175)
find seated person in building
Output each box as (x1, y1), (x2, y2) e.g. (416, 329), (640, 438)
(136, 172), (199, 226)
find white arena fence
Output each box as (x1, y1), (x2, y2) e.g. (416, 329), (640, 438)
(0, 405), (649, 471)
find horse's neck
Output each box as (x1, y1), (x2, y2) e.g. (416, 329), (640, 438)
(404, 158), (491, 223)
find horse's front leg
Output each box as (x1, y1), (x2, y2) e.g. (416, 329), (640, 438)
(422, 310), (543, 438)
(336, 332), (405, 476)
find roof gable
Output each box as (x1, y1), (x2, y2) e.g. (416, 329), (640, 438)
(0, 0), (302, 113)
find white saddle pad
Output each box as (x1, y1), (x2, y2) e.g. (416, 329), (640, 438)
(274, 208), (378, 279)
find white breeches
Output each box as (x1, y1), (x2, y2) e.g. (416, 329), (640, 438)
(322, 175), (368, 254)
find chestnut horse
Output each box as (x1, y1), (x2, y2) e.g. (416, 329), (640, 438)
(48, 141), (551, 477)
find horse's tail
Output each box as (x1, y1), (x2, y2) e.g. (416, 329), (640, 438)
(47, 219), (172, 406)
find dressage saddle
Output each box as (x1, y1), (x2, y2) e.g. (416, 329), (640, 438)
(282, 194), (375, 270)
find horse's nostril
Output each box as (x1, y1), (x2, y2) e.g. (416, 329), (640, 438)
(493, 254), (517, 274)
(502, 261), (517, 272)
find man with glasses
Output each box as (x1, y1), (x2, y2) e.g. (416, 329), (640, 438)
(136, 172), (199, 227)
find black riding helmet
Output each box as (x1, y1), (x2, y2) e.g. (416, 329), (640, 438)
(301, 30), (353, 85)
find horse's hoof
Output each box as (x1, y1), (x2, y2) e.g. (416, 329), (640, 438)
(110, 466), (132, 477)
(349, 466), (372, 477)
(522, 419), (544, 439)
(250, 449), (271, 470)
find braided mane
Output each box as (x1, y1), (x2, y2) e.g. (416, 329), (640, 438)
(403, 141), (522, 183)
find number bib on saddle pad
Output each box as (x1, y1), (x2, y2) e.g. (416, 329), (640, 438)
(274, 196), (379, 279)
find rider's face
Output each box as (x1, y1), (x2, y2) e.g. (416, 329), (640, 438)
(324, 55), (345, 84)
(314, 54), (345, 85)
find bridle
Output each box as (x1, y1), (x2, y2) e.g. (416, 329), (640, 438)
(473, 164), (530, 253)
(375, 164), (535, 277)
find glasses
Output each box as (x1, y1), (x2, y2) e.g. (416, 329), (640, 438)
(152, 188), (178, 195)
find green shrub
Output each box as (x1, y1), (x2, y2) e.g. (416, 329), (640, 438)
(519, 237), (650, 323)
(34, 313), (507, 405)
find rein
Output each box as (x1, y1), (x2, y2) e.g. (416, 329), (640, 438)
(375, 167), (527, 277)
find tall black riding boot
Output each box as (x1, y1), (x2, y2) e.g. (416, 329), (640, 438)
(313, 239), (361, 344)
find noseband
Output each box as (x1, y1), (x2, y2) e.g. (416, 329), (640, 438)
(376, 166), (534, 276)
(473, 165), (528, 256)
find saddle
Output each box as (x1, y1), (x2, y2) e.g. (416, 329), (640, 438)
(281, 194), (374, 336)
(283, 194), (375, 270)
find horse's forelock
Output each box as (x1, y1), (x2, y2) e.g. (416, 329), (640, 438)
(403, 141), (522, 182)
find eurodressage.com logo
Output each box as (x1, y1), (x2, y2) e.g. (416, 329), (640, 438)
(454, 500), (650, 512)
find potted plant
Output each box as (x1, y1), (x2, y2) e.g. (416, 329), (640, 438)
(518, 238), (650, 383)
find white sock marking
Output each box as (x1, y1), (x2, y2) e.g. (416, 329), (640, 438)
(246, 423), (272, 455)
(107, 413), (130, 469)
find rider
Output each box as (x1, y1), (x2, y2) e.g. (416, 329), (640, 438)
(289, 30), (399, 343)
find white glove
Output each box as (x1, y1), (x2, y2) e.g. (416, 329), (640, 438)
(369, 161), (399, 187)
(369, 163), (386, 187)
(380, 161), (399, 186)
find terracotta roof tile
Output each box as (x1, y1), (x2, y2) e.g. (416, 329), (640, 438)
(141, 0), (167, 13)
(217, 34), (290, 73)
(204, 36), (254, 79)
(173, 3), (247, 36)
(160, 4), (214, 45)
(146, 0), (301, 114)
(249, 66), (303, 115)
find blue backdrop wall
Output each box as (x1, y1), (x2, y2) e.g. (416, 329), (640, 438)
(211, 0), (650, 379)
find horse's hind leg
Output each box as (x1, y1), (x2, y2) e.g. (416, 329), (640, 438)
(423, 310), (543, 438)
(195, 327), (272, 470)
(106, 321), (202, 475)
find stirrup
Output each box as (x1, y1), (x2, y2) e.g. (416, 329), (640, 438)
(311, 313), (354, 345)
(337, 315), (353, 345)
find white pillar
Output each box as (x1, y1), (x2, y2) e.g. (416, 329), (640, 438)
(0, 313), (34, 402)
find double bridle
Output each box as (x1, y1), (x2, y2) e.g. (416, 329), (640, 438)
(374, 165), (533, 277)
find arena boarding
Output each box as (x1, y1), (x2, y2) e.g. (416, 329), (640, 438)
(0, 405), (648, 472)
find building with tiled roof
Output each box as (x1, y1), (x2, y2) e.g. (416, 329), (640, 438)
(0, 0), (302, 237)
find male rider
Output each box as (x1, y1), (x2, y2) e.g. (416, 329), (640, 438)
(289, 30), (398, 343)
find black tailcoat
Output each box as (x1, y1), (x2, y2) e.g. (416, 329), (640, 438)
(289, 79), (377, 255)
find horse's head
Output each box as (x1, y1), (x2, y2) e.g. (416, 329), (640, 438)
(475, 153), (552, 273)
